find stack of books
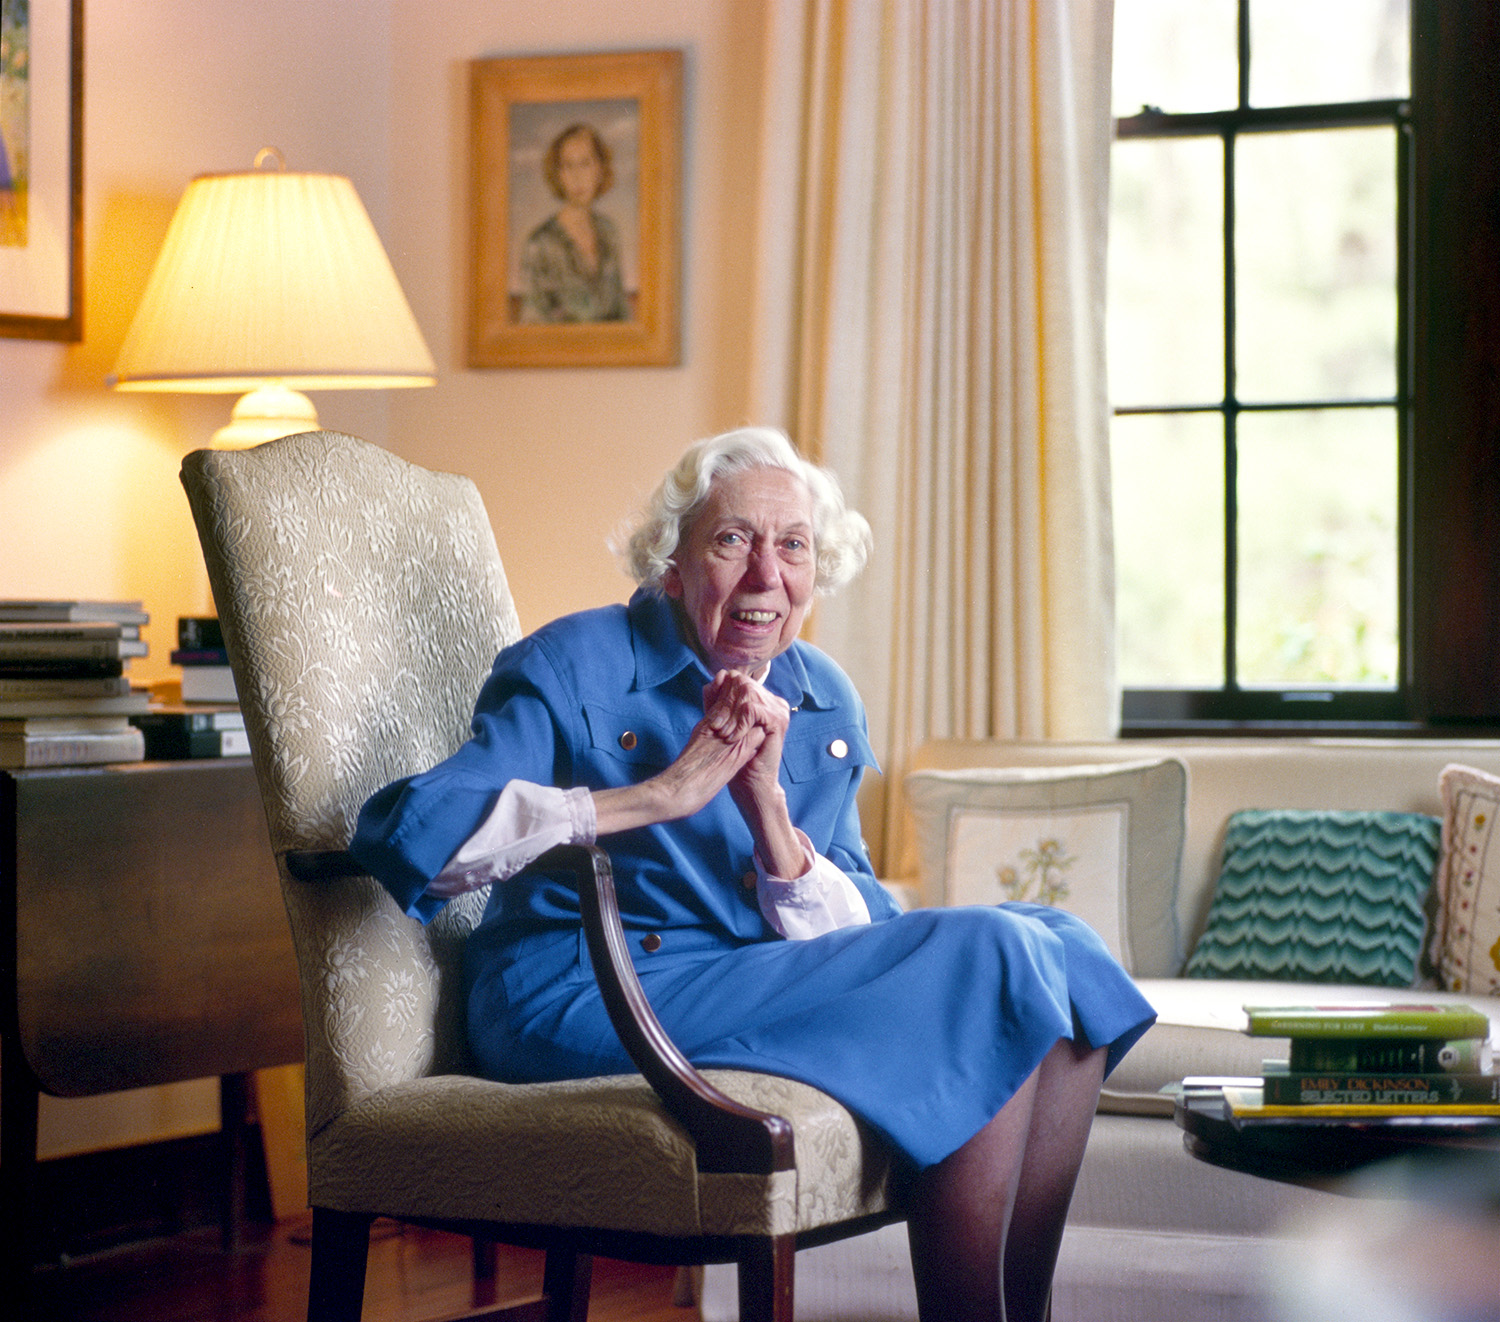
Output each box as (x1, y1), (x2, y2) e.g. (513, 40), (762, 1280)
(0, 599), (152, 768)
(1237, 1002), (1499, 1117)
(129, 704), (249, 760)
(171, 616), (238, 704)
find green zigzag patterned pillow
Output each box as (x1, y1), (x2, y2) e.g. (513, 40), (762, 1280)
(1185, 809), (1441, 985)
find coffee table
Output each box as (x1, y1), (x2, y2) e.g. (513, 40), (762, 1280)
(1174, 1077), (1500, 1187)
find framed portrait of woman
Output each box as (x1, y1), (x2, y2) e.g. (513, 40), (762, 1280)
(468, 49), (682, 368)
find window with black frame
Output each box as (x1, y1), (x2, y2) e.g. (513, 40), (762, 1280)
(1108, 0), (1411, 727)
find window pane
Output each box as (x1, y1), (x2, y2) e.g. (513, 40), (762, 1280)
(1236, 408), (1398, 686)
(1109, 136), (1224, 408)
(1112, 0), (1238, 117)
(1113, 411), (1225, 686)
(1235, 126), (1397, 403)
(1249, 0), (1410, 107)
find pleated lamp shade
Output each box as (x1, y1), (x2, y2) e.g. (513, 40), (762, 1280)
(110, 151), (436, 447)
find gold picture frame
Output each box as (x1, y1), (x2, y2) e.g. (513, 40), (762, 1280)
(468, 49), (682, 368)
(0, 0), (82, 341)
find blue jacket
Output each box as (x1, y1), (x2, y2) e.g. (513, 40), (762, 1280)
(351, 589), (902, 950)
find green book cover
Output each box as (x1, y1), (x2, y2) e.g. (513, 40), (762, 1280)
(1287, 1035), (1490, 1073)
(1244, 1003), (1491, 1040)
(1262, 1066), (1500, 1107)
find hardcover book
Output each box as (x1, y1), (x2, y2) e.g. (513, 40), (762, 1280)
(0, 715), (133, 737)
(1244, 1003), (1492, 1040)
(131, 705), (245, 733)
(136, 726), (250, 760)
(0, 621), (141, 642)
(1287, 1036), (1491, 1073)
(131, 706), (248, 760)
(0, 674), (134, 698)
(0, 636), (148, 661)
(0, 726), (146, 769)
(0, 600), (149, 625)
(0, 659), (128, 679)
(0, 693), (153, 718)
(1223, 1082), (1500, 1121)
(179, 666), (238, 704)
(1261, 1067), (1500, 1107)
(177, 617), (224, 650)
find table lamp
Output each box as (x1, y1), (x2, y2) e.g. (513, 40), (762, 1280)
(109, 148), (436, 448)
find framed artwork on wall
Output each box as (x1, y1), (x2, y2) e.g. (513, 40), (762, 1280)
(0, 0), (82, 341)
(468, 48), (682, 368)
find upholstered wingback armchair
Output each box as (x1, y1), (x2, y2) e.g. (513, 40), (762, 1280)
(179, 431), (902, 1322)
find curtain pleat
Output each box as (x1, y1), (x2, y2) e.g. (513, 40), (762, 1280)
(751, 0), (1116, 874)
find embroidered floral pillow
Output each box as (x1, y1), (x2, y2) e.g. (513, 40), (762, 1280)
(1432, 764), (1500, 995)
(903, 760), (1187, 976)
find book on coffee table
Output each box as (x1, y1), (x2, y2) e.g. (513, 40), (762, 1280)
(1244, 1003), (1491, 1040)
(1259, 1064), (1500, 1108)
(1220, 1081), (1500, 1122)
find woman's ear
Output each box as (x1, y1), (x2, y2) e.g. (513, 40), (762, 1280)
(662, 565), (682, 600)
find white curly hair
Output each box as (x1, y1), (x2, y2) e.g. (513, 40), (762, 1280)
(619, 427), (872, 595)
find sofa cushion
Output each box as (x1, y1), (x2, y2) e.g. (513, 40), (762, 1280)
(903, 759), (1186, 976)
(1183, 809), (1439, 985)
(1432, 763), (1500, 995)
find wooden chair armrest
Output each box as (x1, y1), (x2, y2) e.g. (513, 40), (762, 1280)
(538, 842), (795, 1176)
(280, 844), (794, 1175)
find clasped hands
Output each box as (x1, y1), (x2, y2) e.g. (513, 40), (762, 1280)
(667, 669), (786, 807)
(593, 670), (805, 877)
(645, 670), (800, 877)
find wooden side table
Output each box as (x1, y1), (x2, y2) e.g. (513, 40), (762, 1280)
(0, 760), (303, 1306)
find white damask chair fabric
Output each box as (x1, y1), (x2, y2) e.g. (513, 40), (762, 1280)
(179, 431), (901, 1322)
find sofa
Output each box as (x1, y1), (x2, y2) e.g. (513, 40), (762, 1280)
(698, 736), (1500, 1322)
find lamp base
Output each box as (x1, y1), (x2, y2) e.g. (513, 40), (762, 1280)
(212, 385), (321, 449)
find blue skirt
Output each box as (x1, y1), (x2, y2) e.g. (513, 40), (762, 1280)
(467, 903), (1157, 1169)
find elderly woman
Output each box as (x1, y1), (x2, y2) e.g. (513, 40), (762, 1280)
(352, 427), (1154, 1322)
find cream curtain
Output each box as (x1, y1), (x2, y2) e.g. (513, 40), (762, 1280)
(751, 0), (1118, 872)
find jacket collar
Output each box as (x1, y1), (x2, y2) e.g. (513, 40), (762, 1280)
(626, 588), (834, 711)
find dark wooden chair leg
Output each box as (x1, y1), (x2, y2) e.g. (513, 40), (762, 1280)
(472, 1235), (499, 1282)
(219, 1071), (251, 1252)
(307, 1206), (374, 1322)
(471, 1235), (500, 1308)
(737, 1234), (795, 1322)
(1, 1033), (40, 1317)
(541, 1242), (592, 1322)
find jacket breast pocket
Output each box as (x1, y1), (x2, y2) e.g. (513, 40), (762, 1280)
(780, 719), (876, 784)
(582, 702), (691, 773)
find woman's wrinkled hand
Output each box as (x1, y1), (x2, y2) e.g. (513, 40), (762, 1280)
(703, 670), (788, 798)
(646, 675), (769, 819)
(704, 672), (804, 877)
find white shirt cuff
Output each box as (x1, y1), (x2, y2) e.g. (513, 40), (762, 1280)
(755, 830), (872, 940)
(428, 781), (596, 897)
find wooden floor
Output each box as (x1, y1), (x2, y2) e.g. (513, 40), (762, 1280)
(25, 1216), (692, 1322)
